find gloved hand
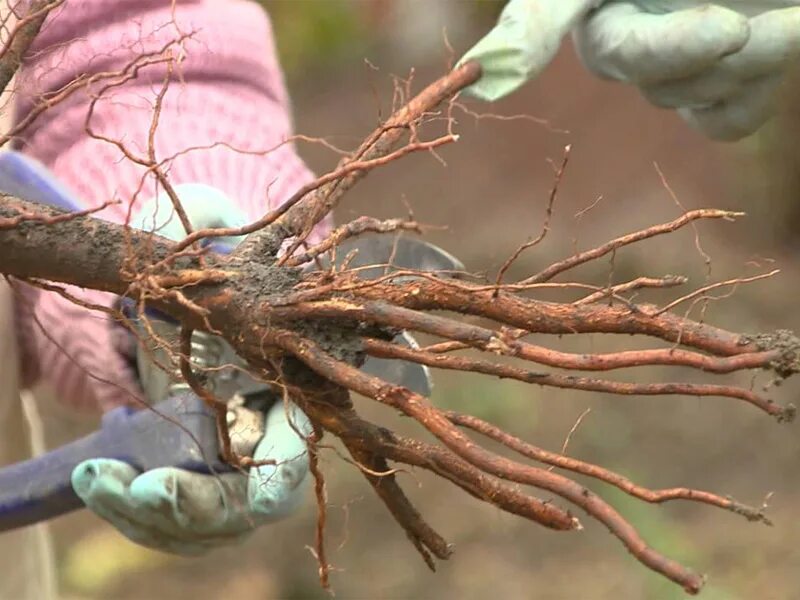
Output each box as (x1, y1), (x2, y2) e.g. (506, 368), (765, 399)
(458, 0), (600, 101)
(459, 1), (800, 141)
(71, 184), (314, 555)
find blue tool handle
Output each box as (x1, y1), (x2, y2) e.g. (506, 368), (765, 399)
(0, 150), (85, 212)
(0, 392), (231, 532)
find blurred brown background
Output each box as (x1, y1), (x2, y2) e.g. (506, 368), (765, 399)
(29, 2), (800, 599)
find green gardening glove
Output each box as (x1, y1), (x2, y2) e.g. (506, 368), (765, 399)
(71, 184), (313, 555)
(72, 402), (311, 555)
(459, 0), (800, 141)
(459, 0), (602, 102)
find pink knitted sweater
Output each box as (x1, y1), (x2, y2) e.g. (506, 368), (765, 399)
(12, 0), (327, 411)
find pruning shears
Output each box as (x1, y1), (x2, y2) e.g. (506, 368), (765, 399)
(0, 151), (464, 532)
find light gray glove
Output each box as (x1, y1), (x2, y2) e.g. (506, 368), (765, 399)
(575, 1), (800, 140)
(72, 401), (312, 555)
(460, 0), (800, 141)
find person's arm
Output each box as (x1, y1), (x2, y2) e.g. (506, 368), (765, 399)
(13, 0), (327, 411)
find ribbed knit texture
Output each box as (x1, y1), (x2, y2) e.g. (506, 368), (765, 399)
(12, 0), (329, 411)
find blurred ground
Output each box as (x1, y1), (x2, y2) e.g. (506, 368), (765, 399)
(25, 3), (800, 599)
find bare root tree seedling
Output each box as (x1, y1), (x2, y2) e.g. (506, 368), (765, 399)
(0, 4), (797, 595)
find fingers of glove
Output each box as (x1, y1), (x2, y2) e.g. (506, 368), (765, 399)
(574, 2), (750, 84)
(719, 7), (800, 77)
(72, 459), (210, 555)
(459, 0), (599, 101)
(678, 73), (782, 141)
(639, 7), (800, 109)
(248, 401), (312, 521)
(128, 468), (259, 538)
(640, 69), (746, 108)
(73, 460), (254, 554)
(72, 458), (139, 526)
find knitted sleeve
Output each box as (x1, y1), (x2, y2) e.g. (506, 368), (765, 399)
(11, 0), (329, 411)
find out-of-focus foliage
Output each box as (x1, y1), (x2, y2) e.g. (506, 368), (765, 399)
(257, 0), (500, 77)
(257, 1), (371, 75)
(62, 527), (173, 596)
